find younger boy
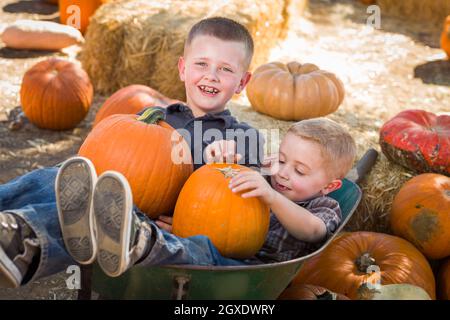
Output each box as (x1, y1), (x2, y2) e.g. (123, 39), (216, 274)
(57, 117), (356, 276)
(0, 17), (264, 288)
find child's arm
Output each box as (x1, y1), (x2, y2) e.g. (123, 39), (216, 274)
(229, 171), (327, 243)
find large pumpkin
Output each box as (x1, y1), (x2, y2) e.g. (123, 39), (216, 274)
(20, 58), (93, 130)
(292, 231), (436, 300)
(379, 109), (450, 175)
(246, 61), (345, 121)
(78, 108), (193, 218)
(172, 164), (270, 259)
(59, 0), (103, 34)
(437, 258), (450, 300)
(441, 16), (450, 58)
(278, 284), (350, 300)
(94, 84), (178, 127)
(390, 173), (450, 260)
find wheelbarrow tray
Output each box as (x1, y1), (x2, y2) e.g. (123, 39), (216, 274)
(89, 178), (361, 300)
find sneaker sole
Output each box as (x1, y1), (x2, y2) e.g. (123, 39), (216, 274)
(0, 245), (21, 288)
(93, 171), (133, 277)
(56, 157), (97, 265)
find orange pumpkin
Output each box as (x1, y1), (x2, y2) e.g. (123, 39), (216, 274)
(94, 85), (179, 127)
(246, 61), (345, 121)
(20, 58), (93, 130)
(278, 284), (350, 300)
(59, 0), (103, 34)
(292, 231), (436, 300)
(390, 173), (450, 260)
(437, 258), (450, 300)
(78, 108), (193, 218)
(441, 16), (450, 58)
(172, 164), (270, 258)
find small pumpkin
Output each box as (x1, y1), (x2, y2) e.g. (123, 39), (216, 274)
(59, 0), (103, 34)
(379, 109), (450, 175)
(390, 173), (450, 260)
(94, 84), (178, 127)
(437, 258), (450, 300)
(441, 16), (450, 58)
(292, 231), (436, 300)
(357, 284), (432, 300)
(172, 164), (270, 259)
(278, 284), (350, 300)
(246, 61), (345, 121)
(20, 58), (93, 130)
(1, 20), (84, 51)
(78, 108), (193, 218)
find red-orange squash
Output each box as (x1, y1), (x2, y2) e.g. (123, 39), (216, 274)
(78, 108), (193, 218)
(94, 84), (178, 127)
(59, 0), (103, 34)
(172, 164), (270, 259)
(379, 109), (450, 175)
(20, 58), (93, 130)
(246, 61), (345, 121)
(278, 284), (350, 300)
(437, 258), (450, 300)
(390, 173), (450, 260)
(441, 16), (450, 58)
(292, 231), (436, 299)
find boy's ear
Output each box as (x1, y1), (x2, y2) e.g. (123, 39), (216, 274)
(235, 71), (252, 94)
(178, 56), (186, 82)
(321, 179), (342, 196)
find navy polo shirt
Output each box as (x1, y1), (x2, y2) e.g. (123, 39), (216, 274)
(138, 103), (264, 170)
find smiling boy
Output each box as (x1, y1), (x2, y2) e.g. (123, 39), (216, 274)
(0, 17), (265, 288)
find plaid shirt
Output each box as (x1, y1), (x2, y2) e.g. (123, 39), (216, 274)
(247, 196), (341, 264)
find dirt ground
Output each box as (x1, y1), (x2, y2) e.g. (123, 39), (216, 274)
(0, 0), (449, 299)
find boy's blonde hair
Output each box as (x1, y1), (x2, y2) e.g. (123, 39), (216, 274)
(287, 118), (356, 179)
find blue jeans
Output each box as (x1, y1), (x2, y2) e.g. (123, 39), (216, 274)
(135, 212), (247, 267)
(0, 167), (76, 283)
(0, 167), (246, 285)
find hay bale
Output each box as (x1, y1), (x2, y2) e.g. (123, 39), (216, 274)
(226, 100), (416, 234)
(377, 0), (450, 24)
(80, 0), (306, 100)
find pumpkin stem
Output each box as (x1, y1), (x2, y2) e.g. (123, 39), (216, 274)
(355, 252), (376, 273)
(216, 166), (240, 178)
(137, 108), (165, 124)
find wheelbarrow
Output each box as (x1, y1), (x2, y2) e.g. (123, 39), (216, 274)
(77, 149), (378, 300)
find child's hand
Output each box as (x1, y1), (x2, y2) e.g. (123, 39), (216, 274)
(229, 170), (276, 206)
(205, 140), (243, 164)
(155, 215), (173, 233)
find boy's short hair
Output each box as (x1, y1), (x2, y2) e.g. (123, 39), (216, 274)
(185, 17), (254, 69)
(287, 118), (356, 179)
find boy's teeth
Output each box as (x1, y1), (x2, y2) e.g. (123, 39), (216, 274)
(200, 85), (219, 94)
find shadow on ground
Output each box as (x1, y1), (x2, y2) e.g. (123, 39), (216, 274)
(2, 0), (57, 15)
(414, 59), (450, 86)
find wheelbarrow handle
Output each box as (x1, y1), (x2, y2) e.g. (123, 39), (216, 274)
(345, 148), (379, 185)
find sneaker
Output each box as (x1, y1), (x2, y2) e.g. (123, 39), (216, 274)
(93, 171), (151, 277)
(56, 156), (97, 265)
(0, 212), (39, 288)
